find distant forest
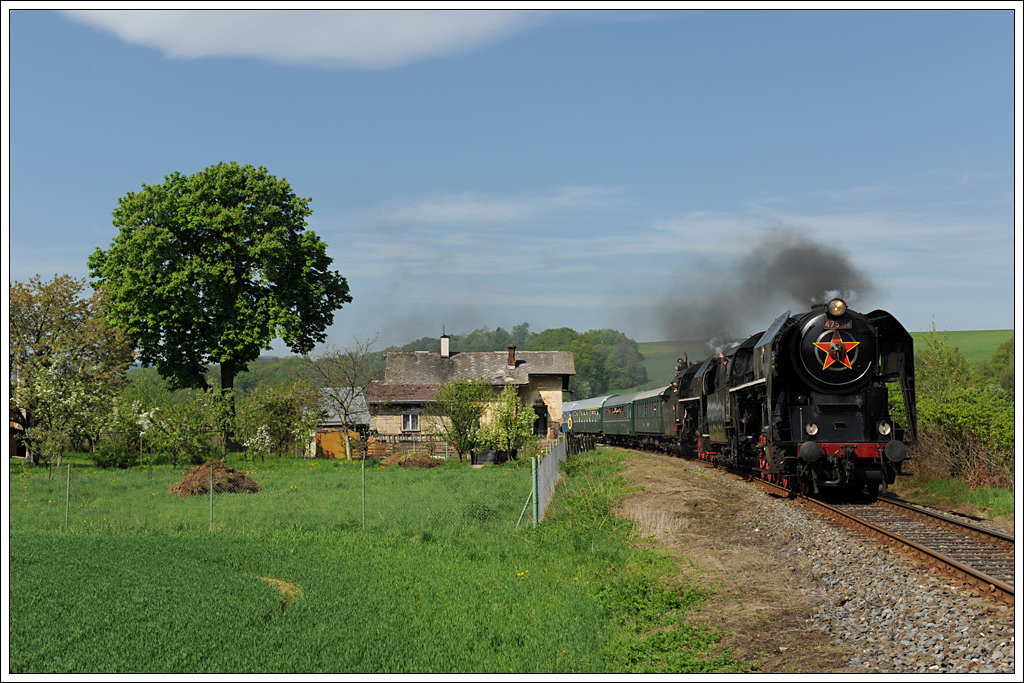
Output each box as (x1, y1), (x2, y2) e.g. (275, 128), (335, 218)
(127, 355), (312, 404)
(127, 323), (648, 401)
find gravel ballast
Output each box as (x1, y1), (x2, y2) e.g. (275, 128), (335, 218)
(620, 452), (1016, 674)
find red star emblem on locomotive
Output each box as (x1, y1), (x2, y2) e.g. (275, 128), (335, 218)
(812, 331), (860, 370)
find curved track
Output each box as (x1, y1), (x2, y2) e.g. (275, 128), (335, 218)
(751, 477), (1014, 605)
(619, 443), (1016, 606)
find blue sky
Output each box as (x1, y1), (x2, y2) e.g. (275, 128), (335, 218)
(6, 9), (1019, 353)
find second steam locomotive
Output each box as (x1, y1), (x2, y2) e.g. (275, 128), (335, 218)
(562, 299), (917, 497)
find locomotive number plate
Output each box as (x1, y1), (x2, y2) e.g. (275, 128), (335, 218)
(823, 319), (853, 330)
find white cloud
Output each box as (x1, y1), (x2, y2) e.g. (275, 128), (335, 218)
(375, 194), (530, 226)
(815, 184), (905, 203)
(315, 184), (1014, 341)
(358, 185), (623, 228)
(64, 9), (549, 69)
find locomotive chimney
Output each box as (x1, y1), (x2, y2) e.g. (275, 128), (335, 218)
(507, 345), (516, 369)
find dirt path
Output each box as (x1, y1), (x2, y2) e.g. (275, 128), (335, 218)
(615, 450), (861, 673)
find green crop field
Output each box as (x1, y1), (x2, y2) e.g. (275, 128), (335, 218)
(907, 329), (1013, 366)
(9, 449), (745, 674)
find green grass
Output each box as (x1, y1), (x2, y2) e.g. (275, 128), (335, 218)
(8, 448), (751, 673)
(890, 477), (1015, 521)
(9, 454), (531, 535)
(10, 528), (614, 673)
(543, 449), (746, 673)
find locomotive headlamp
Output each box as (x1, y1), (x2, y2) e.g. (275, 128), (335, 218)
(828, 299), (847, 317)
(877, 420), (892, 436)
(805, 422), (819, 436)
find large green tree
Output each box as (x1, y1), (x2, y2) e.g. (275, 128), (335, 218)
(88, 162), (352, 449)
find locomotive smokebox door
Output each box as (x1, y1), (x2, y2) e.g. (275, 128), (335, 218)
(796, 308), (876, 391)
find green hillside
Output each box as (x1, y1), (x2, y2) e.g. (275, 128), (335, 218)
(632, 330), (1014, 391)
(908, 329), (1013, 366)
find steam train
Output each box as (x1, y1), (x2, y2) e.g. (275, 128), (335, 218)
(562, 299), (917, 497)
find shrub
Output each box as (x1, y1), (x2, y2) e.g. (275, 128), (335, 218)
(183, 437), (224, 466)
(911, 323), (1015, 490)
(92, 435), (140, 469)
(912, 389), (1014, 489)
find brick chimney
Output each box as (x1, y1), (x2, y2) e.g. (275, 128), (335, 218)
(441, 334), (450, 359)
(507, 345), (516, 369)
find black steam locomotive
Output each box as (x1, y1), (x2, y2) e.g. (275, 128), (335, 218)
(563, 298), (917, 497)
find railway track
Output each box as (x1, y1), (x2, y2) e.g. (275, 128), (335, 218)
(612, 444), (1015, 605)
(752, 476), (1015, 605)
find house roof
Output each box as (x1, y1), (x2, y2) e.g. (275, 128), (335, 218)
(365, 382), (440, 405)
(382, 350), (575, 388)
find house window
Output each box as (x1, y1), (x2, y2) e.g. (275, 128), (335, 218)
(402, 410), (420, 432)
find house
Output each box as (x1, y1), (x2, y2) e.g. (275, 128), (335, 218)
(366, 336), (575, 440)
(315, 387), (370, 458)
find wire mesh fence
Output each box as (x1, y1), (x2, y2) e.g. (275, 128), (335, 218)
(8, 435), (573, 536)
(534, 437), (568, 523)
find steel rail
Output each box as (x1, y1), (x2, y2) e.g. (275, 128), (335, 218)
(795, 494), (1014, 606)
(875, 494), (1014, 548)
(616, 445), (1015, 605)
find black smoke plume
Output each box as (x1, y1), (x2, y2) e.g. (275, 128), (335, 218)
(657, 231), (876, 347)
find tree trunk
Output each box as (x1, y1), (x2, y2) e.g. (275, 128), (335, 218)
(19, 412), (35, 466)
(221, 360), (240, 452)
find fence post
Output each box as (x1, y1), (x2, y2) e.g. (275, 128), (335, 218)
(65, 464), (70, 531)
(210, 462), (214, 532)
(361, 447), (366, 529)
(532, 455), (539, 527)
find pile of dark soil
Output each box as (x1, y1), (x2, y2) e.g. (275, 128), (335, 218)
(169, 459), (262, 497)
(380, 453), (442, 469)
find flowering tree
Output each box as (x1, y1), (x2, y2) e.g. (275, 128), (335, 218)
(17, 366), (91, 471)
(10, 275), (134, 465)
(244, 425), (274, 464)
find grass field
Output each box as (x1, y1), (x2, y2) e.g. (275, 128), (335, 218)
(907, 329), (1014, 366)
(10, 454), (531, 536)
(631, 329), (1013, 392)
(9, 449), (746, 674)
